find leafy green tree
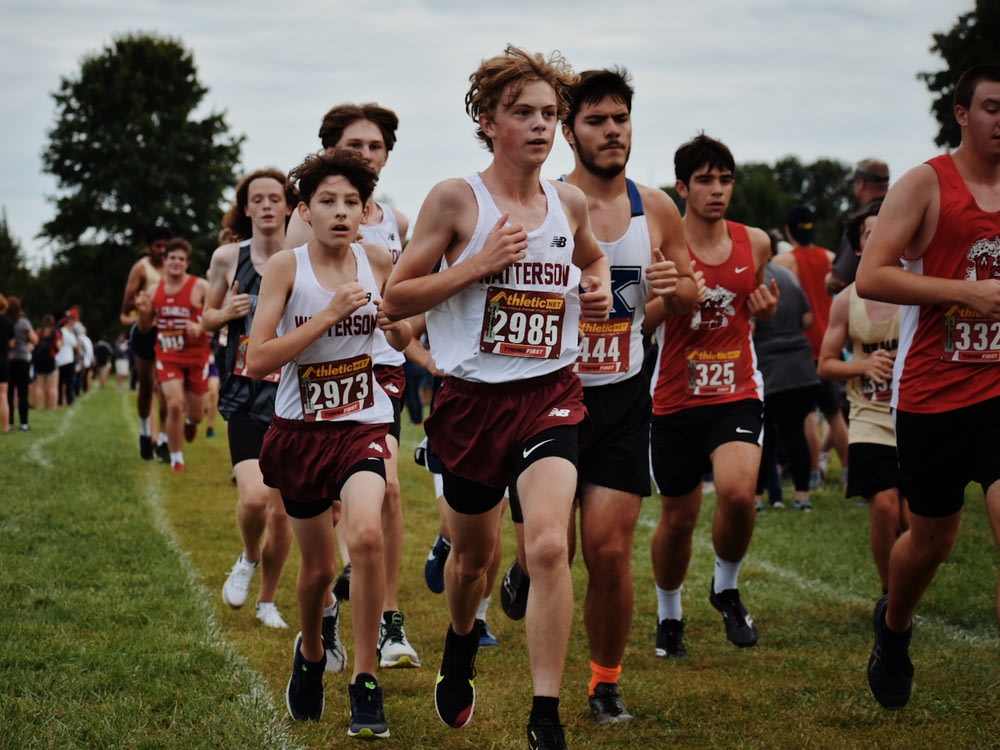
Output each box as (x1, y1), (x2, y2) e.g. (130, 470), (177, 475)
(918, 0), (1000, 148)
(0, 207), (33, 295)
(40, 32), (243, 335)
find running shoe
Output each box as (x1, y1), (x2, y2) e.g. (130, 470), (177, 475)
(588, 682), (635, 725)
(424, 533), (451, 594)
(139, 434), (153, 460)
(771, 500), (786, 509)
(867, 595), (914, 709)
(793, 499), (813, 512)
(171, 462), (185, 473)
(221, 553), (257, 609)
(255, 601), (288, 629)
(348, 673), (390, 739)
(322, 599), (348, 673)
(155, 441), (170, 463)
(655, 618), (687, 658)
(333, 562), (352, 602)
(206, 426), (216, 438)
(500, 560), (529, 621)
(477, 618), (499, 648)
(379, 611), (420, 668)
(527, 716), (567, 750)
(286, 633), (325, 721)
(709, 580), (759, 647)
(434, 625), (479, 728)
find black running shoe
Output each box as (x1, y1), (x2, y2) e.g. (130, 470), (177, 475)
(348, 672), (390, 739)
(424, 533), (450, 594)
(139, 434), (153, 460)
(333, 562), (352, 602)
(500, 560), (529, 621)
(286, 634), (325, 721)
(434, 625), (479, 728)
(655, 618), (687, 658)
(588, 682), (635, 725)
(527, 716), (567, 750)
(155, 441), (170, 463)
(867, 595), (914, 709)
(709, 580), (759, 647)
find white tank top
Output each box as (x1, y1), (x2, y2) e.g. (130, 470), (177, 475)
(574, 178), (651, 387)
(361, 202), (405, 369)
(273, 243), (393, 424)
(426, 174), (582, 383)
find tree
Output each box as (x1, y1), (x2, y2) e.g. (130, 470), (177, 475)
(918, 0), (1000, 149)
(40, 32), (243, 335)
(0, 207), (32, 295)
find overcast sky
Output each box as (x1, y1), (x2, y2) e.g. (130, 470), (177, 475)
(0, 0), (967, 270)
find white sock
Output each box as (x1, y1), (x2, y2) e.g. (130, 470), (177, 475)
(656, 584), (683, 622)
(713, 557), (743, 593)
(139, 417), (152, 437)
(170, 451), (184, 466)
(476, 595), (491, 621)
(158, 431), (169, 446)
(323, 601), (338, 617)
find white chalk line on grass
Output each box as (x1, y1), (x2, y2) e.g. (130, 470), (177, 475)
(120, 394), (300, 750)
(24, 389), (92, 468)
(638, 513), (996, 647)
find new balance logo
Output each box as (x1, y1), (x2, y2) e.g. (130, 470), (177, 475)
(369, 442), (385, 453)
(548, 408), (571, 417)
(550, 236), (567, 247)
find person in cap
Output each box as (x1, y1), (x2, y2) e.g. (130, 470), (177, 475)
(827, 159), (890, 294)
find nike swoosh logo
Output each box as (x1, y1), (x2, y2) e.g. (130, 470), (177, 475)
(735, 266), (750, 273)
(522, 438), (555, 459)
(735, 427), (753, 434)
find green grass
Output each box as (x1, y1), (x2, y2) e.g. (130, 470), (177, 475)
(3, 387), (999, 749)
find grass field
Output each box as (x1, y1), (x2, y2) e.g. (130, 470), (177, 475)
(3, 386), (999, 749)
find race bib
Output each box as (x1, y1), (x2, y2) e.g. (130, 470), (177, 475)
(297, 354), (374, 422)
(860, 375), (892, 402)
(943, 310), (1000, 362)
(574, 318), (630, 374)
(158, 328), (185, 353)
(685, 347), (741, 396)
(233, 334), (280, 383)
(480, 286), (565, 359)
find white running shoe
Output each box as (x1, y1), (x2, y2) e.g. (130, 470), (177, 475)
(222, 553), (257, 609)
(379, 611), (421, 668)
(322, 599), (348, 673)
(256, 601), (289, 629)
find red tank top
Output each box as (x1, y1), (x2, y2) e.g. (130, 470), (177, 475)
(152, 274), (210, 362)
(791, 246), (832, 358)
(895, 154), (1000, 413)
(651, 221), (764, 415)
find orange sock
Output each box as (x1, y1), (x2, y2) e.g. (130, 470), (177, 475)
(589, 661), (622, 695)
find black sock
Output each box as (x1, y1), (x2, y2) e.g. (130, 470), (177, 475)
(530, 696), (560, 724)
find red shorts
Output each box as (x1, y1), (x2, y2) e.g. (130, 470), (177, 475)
(424, 367), (585, 488)
(374, 363), (406, 400)
(259, 416), (389, 506)
(156, 356), (209, 395)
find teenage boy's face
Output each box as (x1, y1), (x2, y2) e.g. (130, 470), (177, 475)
(300, 175), (367, 246)
(957, 79), (1000, 159)
(564, 95), (631, 179)
(149, 238), (169, 263)
(483, 79), (559, 164)
(333, 119), (389, 176)
(677, 164), (733, 222)
(245, 177), (291, 233)
(164, 249), (189, 277)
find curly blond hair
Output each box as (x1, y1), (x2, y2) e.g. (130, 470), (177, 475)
(465, 44), (578, 152)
